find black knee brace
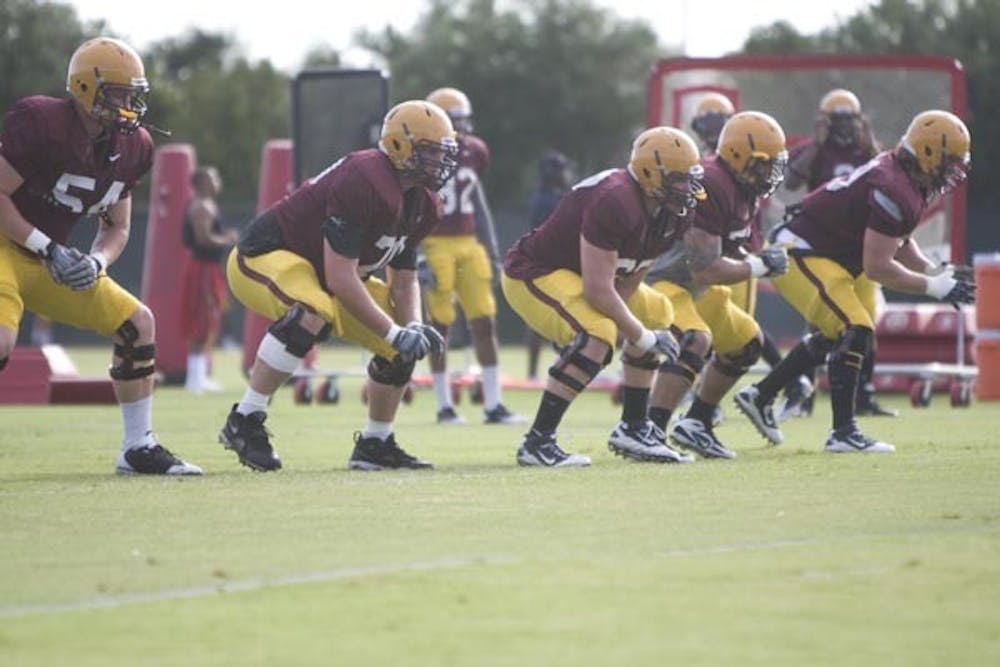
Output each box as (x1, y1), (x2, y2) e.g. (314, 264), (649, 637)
(828, 326), (872, 375)
(621, 349), (659, 371)
(713, 336), (763, 378)
(368, 354), (416, 387)
(658, 332), (707, 383)
(110, 320), (156, 381)
(804, 332), (837, 365)
(548, 332), (609, 392)
(0, 356), (7, 372)
(270, 303), (333, 357)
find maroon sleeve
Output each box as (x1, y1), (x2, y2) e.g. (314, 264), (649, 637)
(865, 186), (909, 237)
(581, 195), (625, 251)
(0, 102), (44, 181)
(470, 136), (490, 176)
(693, 194), (728, 237)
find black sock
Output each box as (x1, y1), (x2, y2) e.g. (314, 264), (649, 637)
(757, 341), (820, 400)
(856, 351), (876, 407)
(531, 390), (571, 435)
(687, 396), (716, 427)
(649, 406), (672, 431)
(828, 327), (872, 431)
(621, 386), (649, 424)
(761, 332), (782, 367)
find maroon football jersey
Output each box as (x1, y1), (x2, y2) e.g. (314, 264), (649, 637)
(431, 134), (489, 236)
(504, 169), (687, 280)
(787, 152), (927, 275)
(693, 155), (761, 258)
(789, 138), (875, 191)
(0, 96), (153, 244)
(272, 148), (442, 287)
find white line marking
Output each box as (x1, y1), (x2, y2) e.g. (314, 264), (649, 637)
(2, 525), (996, 619)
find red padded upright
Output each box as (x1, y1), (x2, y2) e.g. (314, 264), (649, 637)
(241, 140), (296, 373)
(0, 345), (116, 404)
(0, 347), (51, 404)
(140, 144), (197, 383)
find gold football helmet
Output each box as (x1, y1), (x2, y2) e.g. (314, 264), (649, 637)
(426, 87), (473, 133)
(379, 101), (459, 190)
(716, 111), (788, 197)
(691, 92), (735, 152)
(66, 37), (149, 134)
(628, 126), (706, 217)
(819, 89), (862, 115)
(898, 110), (971, 196)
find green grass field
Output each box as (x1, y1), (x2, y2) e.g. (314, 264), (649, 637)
(2, 346), (999, 666)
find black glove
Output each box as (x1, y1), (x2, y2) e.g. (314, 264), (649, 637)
(416, 255), (436, 290)
(758, 246), (789, 277)
(408, 321), (446, 357)
(652, 329), (680, 362)
(944, 278), (976, 309)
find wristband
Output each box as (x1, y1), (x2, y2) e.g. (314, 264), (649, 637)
(633, 328), (656, 353)
(90, 251), (108, 273)
(746, 255), (768, 278)
(383, 323), (403, 343)
(924, 272), (956, 299)
(24, 229), (52, 255)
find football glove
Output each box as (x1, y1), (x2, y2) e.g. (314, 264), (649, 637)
(747, 246), (789, 278)
(41, 242), (97, 290)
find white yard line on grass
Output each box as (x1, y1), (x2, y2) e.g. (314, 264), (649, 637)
(2, 525), (996, 619)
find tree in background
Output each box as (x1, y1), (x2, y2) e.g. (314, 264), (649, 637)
(0, 0), (105, 109)
(142, 30), (291, 202)
(359, 0), (664, 205)
(743, 0), (1000, 203)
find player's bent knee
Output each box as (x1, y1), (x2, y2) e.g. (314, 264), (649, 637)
(713, 336), (763, 378)
(368, 354), (416, 387)
(549, 332), (609, 393)
(110, 319), (156, 381)
(804, 332), (838, 364)
(258, 303), (332, 373)
(126, 304), (155, 341)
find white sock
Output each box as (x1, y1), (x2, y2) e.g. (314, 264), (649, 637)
(482, 365), (501, 411)
(121, 396), (153, 450)
(362, 419), (393, 440)
(237, 388), (270, 416)
(432, 372), (452, 410)
(186, 353), (206, 390)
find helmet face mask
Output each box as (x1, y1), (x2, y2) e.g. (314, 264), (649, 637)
(661, 167), (706, 219)
(67, 37), (149, 135)
(691, 112), (728, 150)
(412, 137), (460, 190)
(827, 111), (861, 147)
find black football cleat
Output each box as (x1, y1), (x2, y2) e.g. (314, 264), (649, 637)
(219, 405), (282, 471)
(349, 432), (433, 470)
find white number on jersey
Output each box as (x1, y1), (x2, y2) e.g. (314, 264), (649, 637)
(359, 234), (409, 276)
(439, 166), (478, 216)
(52, 173), (126, 214)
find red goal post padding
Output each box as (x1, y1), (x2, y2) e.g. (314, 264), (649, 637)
(647, 54), (968, 263)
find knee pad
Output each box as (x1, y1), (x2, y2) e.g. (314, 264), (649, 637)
(0, 356), (7, 373)
(658, 332), (707, 383)
(804, 332), (837, 365)
(269, 303), (332, 357)
(828, 326), (873, 370)
(713, 337), (763, 378)
(548, 332), (609, 393)
(368, 354), (416, 387)
(621, 349), (659, 371)
(110, 320), (156, 381)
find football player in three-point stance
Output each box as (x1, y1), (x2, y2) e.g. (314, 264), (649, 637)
(783, 88), (888, 419)
(0, 37), (202, 475)
(736, 110), (974, 453)
(421, 88), (526, 425)
(220, 101), (458, 471)
(646, 111), (790, 460)
(502, 127), (705, 467)
(689, 92), (735, 155)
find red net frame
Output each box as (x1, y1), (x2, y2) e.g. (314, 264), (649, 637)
(647, 54), (969, 263)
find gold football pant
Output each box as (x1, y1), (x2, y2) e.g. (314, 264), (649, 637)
(422, 235), (496, 326)
(771, 255), (876, 340)
(501, 269), (673, 348)
(648, 281), (760, 353)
